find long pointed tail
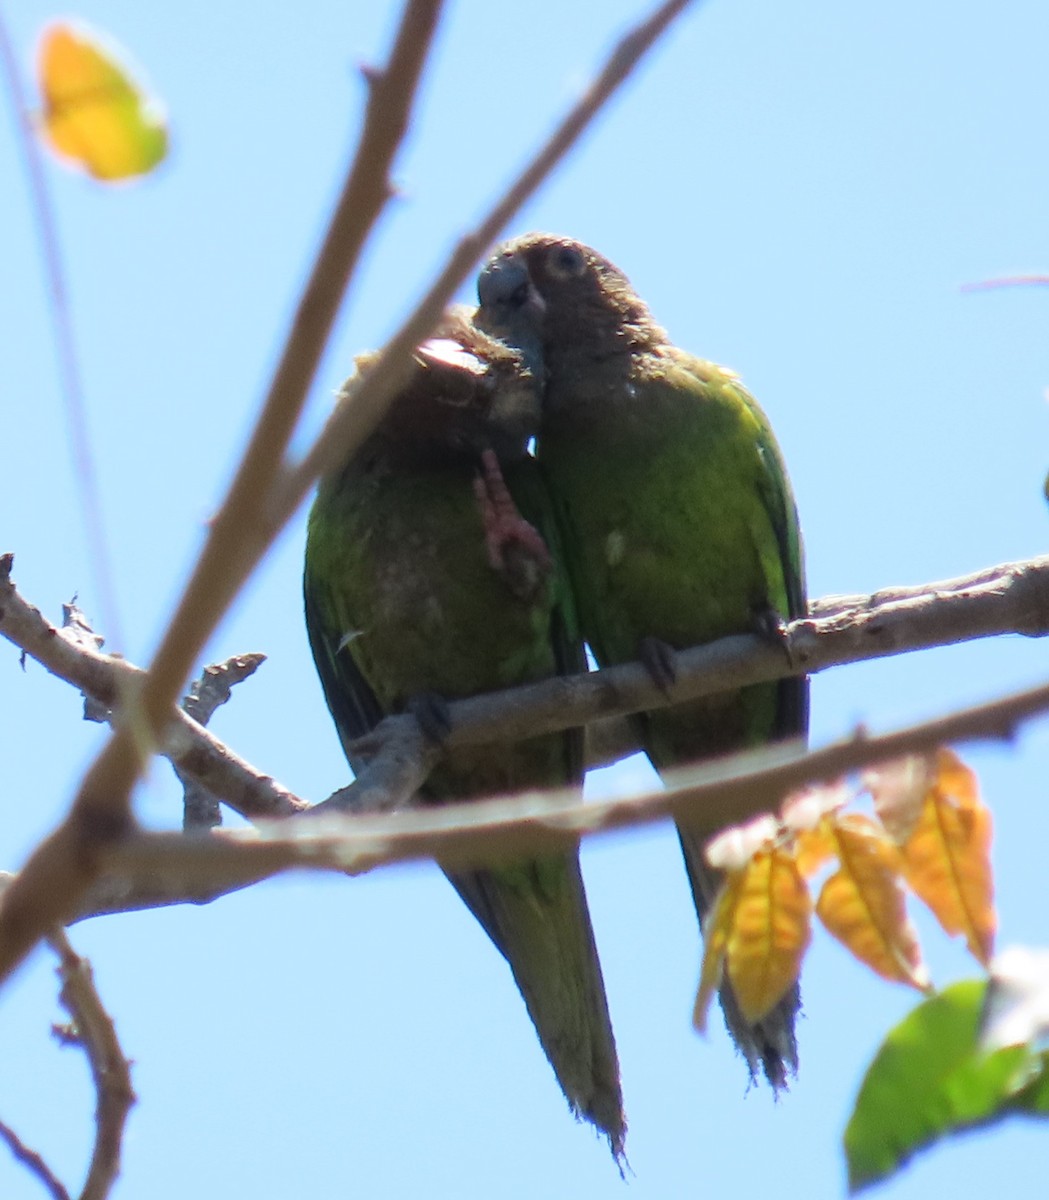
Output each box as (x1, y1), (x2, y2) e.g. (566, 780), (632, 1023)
(447, 853), (626, 1160)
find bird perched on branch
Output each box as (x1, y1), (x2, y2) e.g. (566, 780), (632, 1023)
(303, 307), (625, 1157)
(476, 234), (808, 1090)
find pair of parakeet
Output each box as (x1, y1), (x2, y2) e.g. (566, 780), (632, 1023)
(303, 234), (807, 1159)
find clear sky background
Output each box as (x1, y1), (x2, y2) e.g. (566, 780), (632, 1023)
(3, 1), (1049, 1196)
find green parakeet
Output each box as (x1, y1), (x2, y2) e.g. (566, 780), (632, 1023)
(476, 235), (808, 1090)
(303, 308), (626, 1155)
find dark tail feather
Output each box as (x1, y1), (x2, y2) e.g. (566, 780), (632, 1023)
(677, 822), (800, 1091)
(447, 854), (627, 1161)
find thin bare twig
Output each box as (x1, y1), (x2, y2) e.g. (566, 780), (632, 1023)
(961, 275), (1049, 292)
(47, 928), (134, 1200)
(177, 654), (267, 830)
(0, 557), (302, 820)
(182, 654), (266, 726)
(0, 1117), (70, 1200)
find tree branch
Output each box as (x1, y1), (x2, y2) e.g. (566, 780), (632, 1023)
(0, 552), (1026, 920)
(0, 1116), (69, 1200)
(99, 666), (1049, 906)
(47, 928), (134, 1200)
(175, 654), (267, 831)
(416, 549), (1049, 754)
(0, 557), (303, 820)
(5, 553), (1049, 835)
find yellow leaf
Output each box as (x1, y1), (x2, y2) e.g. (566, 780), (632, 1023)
(793, 823), (838, 878)
(782, 782), (850, 875)
(37, 22), (168, 181)
(692, 872), (741, 1032)
(723, 848), (811, 1024)
(901, 749), (996, 965)
(817, 815), (930, 989)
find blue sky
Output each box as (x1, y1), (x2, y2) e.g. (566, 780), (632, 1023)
(3, 1), (1049, 1196)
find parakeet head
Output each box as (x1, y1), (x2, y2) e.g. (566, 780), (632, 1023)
(477, 233), (664, 362)
(347, 306), (541, 463)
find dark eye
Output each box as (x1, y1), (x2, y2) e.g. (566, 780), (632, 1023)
(546, 244), (587, 279)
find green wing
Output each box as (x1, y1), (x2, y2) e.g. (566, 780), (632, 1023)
(303, 571), (382, 769)
(735, 375), (809, 742)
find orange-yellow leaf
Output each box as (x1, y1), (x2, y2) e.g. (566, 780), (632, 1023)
(793, 823), (838, 878)
(722, 848), (811, 1024)
(692, 872), (742, 1032)
(865, 754), (936, 843)
(37, 22), (167, 181)
(817, 815), (930, 989)
(782, 782), (850, 875)
(901, 749), (996, 965)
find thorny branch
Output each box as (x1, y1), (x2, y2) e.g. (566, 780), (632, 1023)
(175, 654), (267, 830)
(0, 558), (302, 820)
(74, 616), (269, 830)
(0, 0), (697, 991)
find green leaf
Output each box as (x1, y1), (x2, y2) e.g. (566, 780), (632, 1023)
(845, 980), (1035, 1192)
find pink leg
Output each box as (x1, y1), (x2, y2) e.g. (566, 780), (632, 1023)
(473, 449), (552, 592)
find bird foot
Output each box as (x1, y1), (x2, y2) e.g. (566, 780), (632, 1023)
(752, 604), (799, 669)
(473, 447), (552, 599)
(639, 635), (679, 694)
(408, 691), (453, 744)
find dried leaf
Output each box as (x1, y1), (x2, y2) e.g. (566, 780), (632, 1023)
(864, 754), (935, 843)
(817, 815), (930, 990)
(781, 780), (851, 832)
(901, 749), (995, 965)
(704, 813), (778, 871)
(38, 21), (168, 181)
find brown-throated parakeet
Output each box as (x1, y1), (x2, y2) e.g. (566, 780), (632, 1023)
(476, 235), (808, 1091)
(303, 307), (625, 1155)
